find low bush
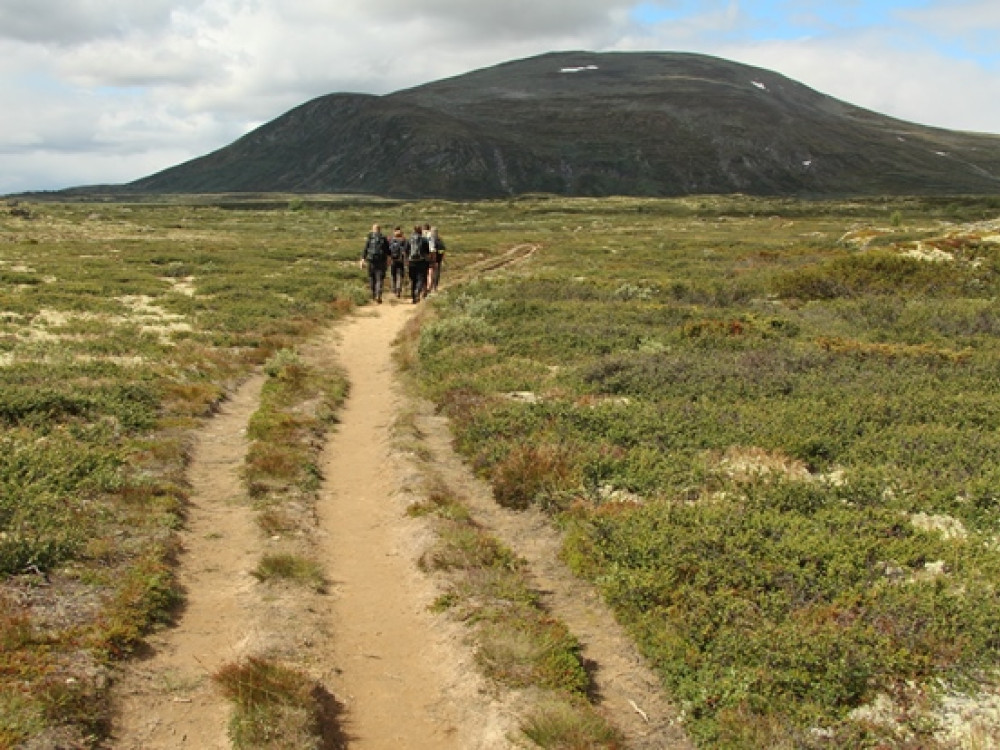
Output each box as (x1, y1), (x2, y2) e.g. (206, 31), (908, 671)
(775, 249), (993, 301)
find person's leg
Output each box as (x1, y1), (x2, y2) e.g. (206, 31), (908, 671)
(409, 266), (420, 303)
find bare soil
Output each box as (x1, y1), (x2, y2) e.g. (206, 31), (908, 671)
(308, 302), (511, 749)
(111, 375), (267, 749)
(110, 283), (692, 747)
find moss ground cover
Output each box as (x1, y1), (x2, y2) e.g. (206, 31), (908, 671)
(406, 195), (1000, 747)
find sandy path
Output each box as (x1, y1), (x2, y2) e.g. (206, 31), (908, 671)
(313, 301), (480, 749)
(112, 375), (267, 749)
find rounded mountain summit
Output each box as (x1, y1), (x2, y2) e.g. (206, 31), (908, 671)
(127, 51), (1000, 199)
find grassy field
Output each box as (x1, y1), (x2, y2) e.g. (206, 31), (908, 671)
(404, 194), (1000, 748)
(3, 193), (1000, 748)
(0, 196), (371, 747)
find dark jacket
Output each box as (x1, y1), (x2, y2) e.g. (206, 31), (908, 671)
(388, 235), (408, 264)
(362, 232), (389, 265)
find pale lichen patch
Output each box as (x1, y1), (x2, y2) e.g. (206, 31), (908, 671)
(161, 276), (197, 297)
(851, 683), (1000, 748)
(911, 512), (968, 541)
(715, 446), (811, 482)
(902, 243), (955, 262)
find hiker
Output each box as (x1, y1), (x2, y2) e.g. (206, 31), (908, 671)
(360, 223), (389, 303)
(407, 224), (430, 303)
(422, 223), (435, 300)
(428, 226), (446, 293)
(387, 226), (408, 299)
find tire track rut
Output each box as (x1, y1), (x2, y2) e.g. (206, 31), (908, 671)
(410, 401), (694, 749)
(112, 375), (266, 749)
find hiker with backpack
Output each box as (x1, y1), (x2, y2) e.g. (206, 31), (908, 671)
(387, 227), (408, 299)
(428, 226), (446, 293)
(422, 224), (435, 299)
(360, 223), (389, 303)
(407, 224), (430, 304)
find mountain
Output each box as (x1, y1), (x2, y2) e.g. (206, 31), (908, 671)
(125, 51), (1000, 199)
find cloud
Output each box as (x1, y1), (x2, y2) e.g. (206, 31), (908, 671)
(55, 36), (225, 88)
(0, 0), (195, 45)
(719, 38), (1000, 133)
(0, 149), (196, 195)
(335, 0), (634, 37)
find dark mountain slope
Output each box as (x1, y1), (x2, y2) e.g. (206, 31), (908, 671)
(127, 51), (1000, 198)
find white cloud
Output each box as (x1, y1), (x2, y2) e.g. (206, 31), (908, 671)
(334, 0), (634, 37)
(56, 36), (225, 88)
(0, 149), (195, 194)
(713, 38), (1000, 133)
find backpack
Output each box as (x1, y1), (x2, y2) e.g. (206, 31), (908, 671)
(408, 232), (428, 262)
(388, 237), (406, 261)
(365, 233), (386, 264)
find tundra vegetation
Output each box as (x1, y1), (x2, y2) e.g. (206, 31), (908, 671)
(405, 194), (1000, 748)
(2, 193), (1000, 748)
(0, 197), (365, 747)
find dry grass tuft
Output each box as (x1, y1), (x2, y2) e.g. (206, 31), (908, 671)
(251, 554), (326, 593)
(213, 657), (325, 750)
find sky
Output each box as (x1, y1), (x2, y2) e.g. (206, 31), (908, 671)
(2, 0), (999, 194)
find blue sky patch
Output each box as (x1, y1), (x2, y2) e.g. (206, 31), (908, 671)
(630, 0), (935, 40)
(628, 0), (995, 68)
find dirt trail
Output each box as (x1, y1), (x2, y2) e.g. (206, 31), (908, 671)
(310, 301), (502, 749)
(112, 375), (267, 749)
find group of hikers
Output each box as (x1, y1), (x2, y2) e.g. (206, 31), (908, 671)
(360, 223), (446, 304)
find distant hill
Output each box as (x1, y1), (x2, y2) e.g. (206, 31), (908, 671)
(124, 51), (1000, 199)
